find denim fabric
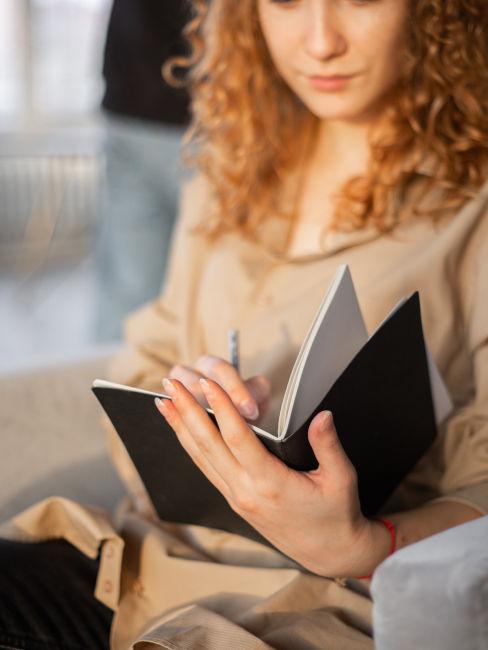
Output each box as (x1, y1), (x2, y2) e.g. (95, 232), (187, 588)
(0, 539), (112, 650)
(94, 113), (187, 342)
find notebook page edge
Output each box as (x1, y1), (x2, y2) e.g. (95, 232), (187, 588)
(277, 264), (357, 438)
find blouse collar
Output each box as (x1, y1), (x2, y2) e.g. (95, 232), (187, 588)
(256, 152), (441, 263)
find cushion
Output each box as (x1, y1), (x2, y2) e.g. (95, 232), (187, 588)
(372, 515), (488, 650)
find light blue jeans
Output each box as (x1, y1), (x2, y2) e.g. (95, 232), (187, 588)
(94, 114), (187, 342)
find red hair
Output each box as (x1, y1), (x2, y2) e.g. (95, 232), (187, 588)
(169, 0), (488, 241)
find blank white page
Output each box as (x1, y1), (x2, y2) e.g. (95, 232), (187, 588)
(279, 265), (368, 438)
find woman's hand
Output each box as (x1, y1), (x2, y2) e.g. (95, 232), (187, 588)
(155, 376), (392, 578)
(167, 355), (271, 421)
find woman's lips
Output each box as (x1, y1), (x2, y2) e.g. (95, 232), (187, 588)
(307, 74), (356, 91)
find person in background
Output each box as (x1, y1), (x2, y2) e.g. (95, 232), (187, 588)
(94, 0), (191, 342)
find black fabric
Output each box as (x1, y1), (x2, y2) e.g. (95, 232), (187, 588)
(102, 0), (191, 125)
(0, 539), (112, 650)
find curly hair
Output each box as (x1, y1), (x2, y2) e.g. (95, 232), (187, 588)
(167, 0), (488, 242)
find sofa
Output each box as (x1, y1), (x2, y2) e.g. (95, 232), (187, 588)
(1, 355), (487, 649)
(0, 352), (124, 522)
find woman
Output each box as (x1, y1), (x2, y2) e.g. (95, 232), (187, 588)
(2, 0), (488, 648)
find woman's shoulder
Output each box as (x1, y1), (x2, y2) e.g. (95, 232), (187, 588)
(159, 173), (215, 289)
(467, 174), (488, 213)
(405, 172), (488, 242)
(179, 172), (213, 229)
(456, 175), (488, 248)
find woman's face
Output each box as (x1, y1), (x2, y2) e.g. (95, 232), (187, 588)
(258, 0), (410, 123)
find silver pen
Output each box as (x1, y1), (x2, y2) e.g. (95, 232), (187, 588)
(228, 328), (240, 372)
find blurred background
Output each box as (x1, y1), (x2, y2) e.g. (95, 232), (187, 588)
(0, 0), (190, 374)
(0, 0), (111, 373)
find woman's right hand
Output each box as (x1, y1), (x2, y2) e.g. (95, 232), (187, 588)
(167, 355), (271, 422)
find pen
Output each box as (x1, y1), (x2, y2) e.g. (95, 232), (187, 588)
(228, 328), (240, 373)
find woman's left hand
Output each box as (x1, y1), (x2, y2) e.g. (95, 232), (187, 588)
(155, 376), (390, 578)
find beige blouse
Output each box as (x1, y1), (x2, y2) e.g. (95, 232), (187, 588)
(3, 168), (488, 650)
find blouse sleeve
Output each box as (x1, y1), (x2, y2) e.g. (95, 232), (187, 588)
(103, 175), (211, 514)
(107, 174), (210, 391)
(431, 218), (488, 514)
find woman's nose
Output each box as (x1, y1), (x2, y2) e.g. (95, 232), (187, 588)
(303, 3), (347, 61)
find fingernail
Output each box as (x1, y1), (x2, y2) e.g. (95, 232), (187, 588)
(155, 397), (164, 412)
(320, 411), (333, 431)
(199, 377), (211, 392)
(240, 399), (259, 420)
(162, 378), (175, 396)
(155, 397), (171, 421)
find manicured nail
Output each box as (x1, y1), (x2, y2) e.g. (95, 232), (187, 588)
(240, 399), (259, 420)
(155, 397), (171, 421)
(199, 377), (211, 393)
(320, 411), (333, 431)
(155, 397), (164, 411)
(162, 378), (175, 396)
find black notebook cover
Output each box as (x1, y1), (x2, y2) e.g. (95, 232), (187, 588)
(93, 292), (437, 547)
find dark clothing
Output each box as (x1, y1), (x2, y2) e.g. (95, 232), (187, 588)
(102, 0), (191, 125)
(0, 539), (112, 650)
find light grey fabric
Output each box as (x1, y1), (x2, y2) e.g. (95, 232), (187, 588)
(0, 352), (124, 522)
(372, 515), (488, 650)
(94, 114), (188, 342)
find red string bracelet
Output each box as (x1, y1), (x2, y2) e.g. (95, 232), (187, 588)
(357, 517), (396, 580)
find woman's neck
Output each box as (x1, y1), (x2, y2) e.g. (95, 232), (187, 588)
(284, 118), (376, 257)
(311, 118), (373, 183)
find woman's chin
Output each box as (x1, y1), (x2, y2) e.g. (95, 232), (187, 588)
(301, 96), (386, 125)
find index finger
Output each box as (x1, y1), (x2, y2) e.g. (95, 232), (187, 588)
(199, 377), (281, 480)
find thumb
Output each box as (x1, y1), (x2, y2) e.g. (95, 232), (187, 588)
(308, 411), (354, 480)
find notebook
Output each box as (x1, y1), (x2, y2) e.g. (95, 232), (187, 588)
(92, 265), (452, 547)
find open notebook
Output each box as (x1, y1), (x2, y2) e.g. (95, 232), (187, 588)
(93, 265), (452, 546)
